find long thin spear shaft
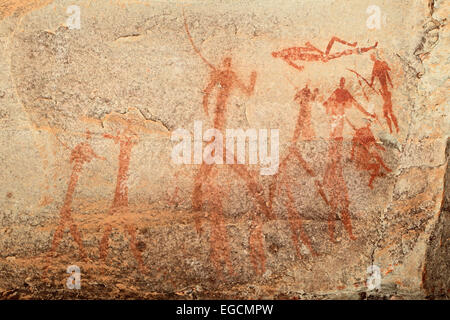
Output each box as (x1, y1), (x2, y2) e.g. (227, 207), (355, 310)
(183, 8), (215, 70)
(347, 68), (382, 96)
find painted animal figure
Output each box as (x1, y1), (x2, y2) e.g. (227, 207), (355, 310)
(272, 37), (378, 72)
(349, 122), (391, 189)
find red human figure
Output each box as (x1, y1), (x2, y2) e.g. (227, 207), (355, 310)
(268, 144), (317, 258)
(99, 127), (145, 270)
(203, 170), (234, 277)
(184, 11), (272, 276)
(322, 77), (375, 242)
(349, 121), (392, 189)
(49, 132), (104, 260)
(369, 53), (399, 133)
(268, 83), (328, 258)
(285, 183), (315, 257)
(190, 57), (264, 276)
(272, 37), (378, 72)
(322, 139), (352, 242)
(292, 84), (318, 141)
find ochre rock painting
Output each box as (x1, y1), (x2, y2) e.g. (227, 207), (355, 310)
(272, 37), (378, 72)
(0, 0), (448, 300)
(48, 131), (104, 262)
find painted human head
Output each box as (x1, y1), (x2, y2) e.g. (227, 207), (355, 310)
(223, 57), (232, 68)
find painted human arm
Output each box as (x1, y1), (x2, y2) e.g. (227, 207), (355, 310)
(385, 65), (393, 88)
(371, 151), (391, 172)
(375, 143), (386, 151)
(312, 88), (319, 101)
(236, 71), (257, 96)
(369, 64), (376, 87)
(350, 143), (356, 161)
(202, 74), (217, 116)
(103, 133), (120, 144)
(323, 91), (336, 115)
(282, 57), (305, 72)
(351, 97), (376, 118)
(91, 149), (106, 161)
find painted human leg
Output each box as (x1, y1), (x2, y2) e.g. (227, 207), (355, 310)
(248, 212), (266, 275)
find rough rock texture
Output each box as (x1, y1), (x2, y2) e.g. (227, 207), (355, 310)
(423, 139), (450, 298)
(0, 0), (448, 299)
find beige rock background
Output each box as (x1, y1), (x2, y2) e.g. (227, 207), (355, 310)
(0, 0), (448, 299)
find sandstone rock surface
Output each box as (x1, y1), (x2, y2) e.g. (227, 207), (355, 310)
(0, 0), (448, 299)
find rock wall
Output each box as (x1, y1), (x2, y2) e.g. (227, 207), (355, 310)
(0, 0), (448, 299)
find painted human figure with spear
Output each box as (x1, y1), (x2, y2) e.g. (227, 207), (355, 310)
(184, 10), (272, 277)
(348, 52), (399, 133)
(369, 53), (399, 133)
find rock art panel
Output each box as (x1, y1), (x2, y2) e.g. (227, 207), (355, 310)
(0, 0), (447, 299)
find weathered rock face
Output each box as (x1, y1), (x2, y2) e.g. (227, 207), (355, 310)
(0, 0), (448, 299)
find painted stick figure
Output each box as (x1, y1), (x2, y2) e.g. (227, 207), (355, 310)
(49, 131), (104, 260)
(272, 37), (378, 72)
(99, 126), (145, 270)
(184, 10), (272, 276)
(348, 119), (391, 189)
(369, 53), (399, 133)
(322, 77), (375, 242)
